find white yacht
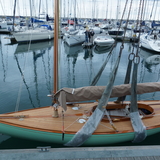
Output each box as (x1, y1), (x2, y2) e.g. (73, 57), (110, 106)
(11, 26), (54, 43)
(63, 29), (85, 46)
(140, 33), (160, 52)
(108, 28), (124, 39)
(0, 21), (11, 33)
(93, 34), (115, 47)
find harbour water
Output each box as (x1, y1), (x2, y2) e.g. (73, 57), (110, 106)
(0, 33), (160, 149)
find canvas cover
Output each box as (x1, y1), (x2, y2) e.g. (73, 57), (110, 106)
(54, 82), (160, 111)
(129, 63), (147, 143)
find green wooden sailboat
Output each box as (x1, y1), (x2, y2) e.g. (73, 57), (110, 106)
(0, 0), (160, 147)
(0, 88), (160, 146)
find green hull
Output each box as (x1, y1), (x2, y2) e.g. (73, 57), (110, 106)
(0, 123), (160, 146)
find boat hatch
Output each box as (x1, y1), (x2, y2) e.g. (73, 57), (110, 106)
(91, 103), (154, 121)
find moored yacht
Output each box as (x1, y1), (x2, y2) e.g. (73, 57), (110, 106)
(11, 25), (54, 43)
(63, 29), (85, 46)
(108, 28), (124, 39)
(93, 34), (115, 47)
(140, 33), (160, 52)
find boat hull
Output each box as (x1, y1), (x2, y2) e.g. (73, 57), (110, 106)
(64, 30), (85, 46)
(0, 121), (160, 146)
(94, 38), (114, 47)
(140, 34), (160, 52)
(0, 99), (160, 147)
(12, 30), (54, 43)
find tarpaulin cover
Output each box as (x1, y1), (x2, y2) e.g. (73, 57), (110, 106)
(54, 82), (160, 111)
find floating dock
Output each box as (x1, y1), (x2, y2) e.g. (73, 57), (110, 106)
(0, 145), (160, 160)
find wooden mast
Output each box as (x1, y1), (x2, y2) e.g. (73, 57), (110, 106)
(53, 0), (59, 94)
(52, 0), (59, 117)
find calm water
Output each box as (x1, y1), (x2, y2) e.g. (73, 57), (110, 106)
(0, 33), (160, 149)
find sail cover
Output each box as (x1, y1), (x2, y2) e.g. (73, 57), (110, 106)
(54, 82), (160, 111)
(129, 63), (147, 143)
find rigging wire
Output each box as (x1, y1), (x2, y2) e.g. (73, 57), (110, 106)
(115, 0), (134, 102)
(149, 0), (156, 21)
(153, 0), (158, 20)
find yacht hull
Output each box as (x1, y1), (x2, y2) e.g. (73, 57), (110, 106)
(0, 100), (160, 146)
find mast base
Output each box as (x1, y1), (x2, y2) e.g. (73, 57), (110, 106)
(52, 109), (59, 118)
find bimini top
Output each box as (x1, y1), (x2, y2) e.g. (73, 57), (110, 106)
(54, 82), (160, 111)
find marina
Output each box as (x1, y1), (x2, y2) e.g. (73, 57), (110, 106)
(1, 35), (160, 148)
(1, 0), (160, 159)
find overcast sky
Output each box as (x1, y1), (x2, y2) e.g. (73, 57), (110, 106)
(0, 0), (159, 20)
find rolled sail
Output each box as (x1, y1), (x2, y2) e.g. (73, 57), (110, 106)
(54, 82), (160, 111)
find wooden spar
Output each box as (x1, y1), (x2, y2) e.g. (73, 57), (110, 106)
(53, 0), (59, 94)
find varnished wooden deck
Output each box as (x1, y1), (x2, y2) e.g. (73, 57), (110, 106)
(0, 100), (160, 134)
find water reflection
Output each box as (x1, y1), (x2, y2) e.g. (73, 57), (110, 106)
(139, 47), (160, 73)
(93, 45), (112, 54)
(0, 44), (6, 82)
(2, 41), (53, 111)
(62, 41), (117, 87)
(14, 54), (36, 108)
(63, 42), (83, 87)
(83, 47), (93, 60)
(91, 46), (114, 86)
(14, 41), (53, 54)
(146, 55), (160, 65)
(0, 36), (17, 82)
(1, 39), (160, 148)
(64, 41), (83, 57)
(17, 41), (52, 108)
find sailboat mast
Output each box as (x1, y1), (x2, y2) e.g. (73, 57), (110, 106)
(74, 0), (76, 30)
(46, 0), (48, 17)
(38, 0), (41, 19)
(12, 0), (16, 31)
(53, 0), (59, 93)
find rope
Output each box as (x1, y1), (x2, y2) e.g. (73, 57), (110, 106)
(121, 0), (133, 42)
(15, 79), (23, 113)
(62, 110), (65, 140)
(130, 0), (145, 112)
(114, 0), (129, 40)
(115, 0), (135, 102)
(64, 118), (80, 131)
(149, 0), (156, 20)
(90, 43), (116, 86)
(104, 110), (118, 132)
(99, 123), (114, 131)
